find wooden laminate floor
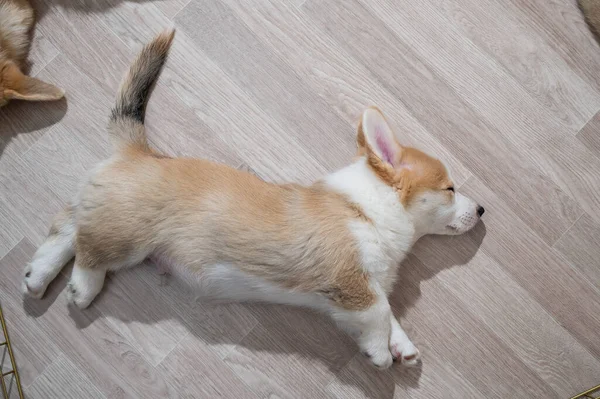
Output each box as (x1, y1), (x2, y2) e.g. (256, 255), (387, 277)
(1, 0), (600, 398)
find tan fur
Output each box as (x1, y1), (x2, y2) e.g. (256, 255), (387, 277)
(76, 151), (376, 310)
(48, 205), (74, 237)
(75, 106), (451, 312)
(357, 107), (453, 207)
(580, 0), (600, 37)
(68, 30), (378, 310)
(0, 0), (64, 106)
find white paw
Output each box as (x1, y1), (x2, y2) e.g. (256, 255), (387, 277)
(390, 337), (421, 367)
(66, 281), (92, 309)
(363, 348), (394, 369)
(23, 264), (50, 299)
(66, 267), (105, 309)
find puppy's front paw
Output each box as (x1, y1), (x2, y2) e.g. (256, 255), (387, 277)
(390, 339), (421, 367)
(363, 349), (393, 369)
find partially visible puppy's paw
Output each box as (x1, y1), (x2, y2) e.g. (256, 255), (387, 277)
(66, 266), (106, 309)
(22, 264), (49, 299)
(390, 339), (421, 367)
(363, 348), (394, 369)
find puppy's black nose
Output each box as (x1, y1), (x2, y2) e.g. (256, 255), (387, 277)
(477, 205), (485, 217)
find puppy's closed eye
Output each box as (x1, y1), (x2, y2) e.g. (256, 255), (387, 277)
(446, 187), (455, 192)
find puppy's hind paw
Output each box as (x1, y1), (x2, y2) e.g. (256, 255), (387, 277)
(22, 266), (47, 299)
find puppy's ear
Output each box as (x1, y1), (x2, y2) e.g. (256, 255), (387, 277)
(357, 107), (402, 165)
(3, 62), (64, 102)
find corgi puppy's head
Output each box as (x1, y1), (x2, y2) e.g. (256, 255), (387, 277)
(0, 60), (64, 107)
(358, 107), (483, 236)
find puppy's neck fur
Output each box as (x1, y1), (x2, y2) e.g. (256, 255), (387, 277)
(324, 157), (417, 271)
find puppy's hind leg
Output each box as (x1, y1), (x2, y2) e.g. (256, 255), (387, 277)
(23, 206), (76, 299)
(66, 260), (107, 309)
(66, 248), (147, 309)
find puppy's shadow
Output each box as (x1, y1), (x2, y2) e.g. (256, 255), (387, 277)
(390, 221), (487, 321)
(0, 98), (67, 159)
(27, 223), (486, 399)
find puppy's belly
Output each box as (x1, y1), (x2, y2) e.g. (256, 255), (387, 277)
(150, 254), (325, 309)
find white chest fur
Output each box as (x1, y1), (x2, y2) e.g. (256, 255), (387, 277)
(325, 158), (416, 294)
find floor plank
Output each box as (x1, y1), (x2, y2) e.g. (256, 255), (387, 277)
(412, 231), (600, 397)
(555, 213), (600, 292)
(428, 0), (600, 130)
(388, 255), (558, 399)
(223, 305), (354, 398)
(0, 239), (61, 388)
(176, 0), (356, 173)
(26, 355), (105, 399)
(505, 0), (600, 92)
(577, 109), (600, 154)
(460, 177), (600, 360)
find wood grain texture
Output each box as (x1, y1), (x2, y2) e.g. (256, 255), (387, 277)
(460, 178), (600, 360)
(504, 0), (600, 92)
(27, 32), (60, 77)
(328, 351), (485, 399)
(0, 207), (24, 259)
(412, 232), (600, 396)
(0, 240), (179, 398)
(1, 0), (600, 397)
(577, 109), (600, 153)
(176, 0), (356, 173)
(429, 0), (600, 130)
(555, 213), (600, 291)
(26, 355), (105, 399)
(223, 305), (353, 399)
(528, 135), (600, 226)
(158, 333), (259, 398)
(0, 239), (61, 388)
(160, 32), (328, 183)
(90, 267), (190, 367)
(361, 0), (581, 144)
(388, 255), (558, 399)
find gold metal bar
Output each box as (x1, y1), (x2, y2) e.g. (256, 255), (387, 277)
(0, 304), (24, 399)
(1, 371), (14, 378)
(0, 363), (8, 399)
(570, 384), (600, 399)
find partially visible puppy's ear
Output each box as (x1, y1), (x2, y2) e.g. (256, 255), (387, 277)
(357, 107), (402, 166)
(2, 61), (64, 102)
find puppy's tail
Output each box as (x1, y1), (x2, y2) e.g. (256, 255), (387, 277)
(108, 30), (175, 152)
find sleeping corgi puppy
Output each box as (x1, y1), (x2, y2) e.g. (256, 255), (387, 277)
(0, 0), (64, 107)
(22, 31), (484, 369)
